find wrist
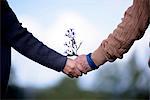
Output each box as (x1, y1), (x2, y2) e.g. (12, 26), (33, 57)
(86, 53), (98, 70)
(91, 53), (100, 67)
(91, 47), (107, 66)
(63, 58), (70, 72)
(65, 58), (73, 68)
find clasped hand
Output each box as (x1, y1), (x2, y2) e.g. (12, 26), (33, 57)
(63, 55), (93, 78)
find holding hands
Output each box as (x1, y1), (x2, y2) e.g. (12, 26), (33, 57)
(63, 28), (98, 78)
(75, 54), (92, 74)
(63, 53), (99, 78)
(63, 58), (82, 78)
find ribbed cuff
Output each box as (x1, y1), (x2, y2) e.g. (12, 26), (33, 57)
(86, 53), (98, 70)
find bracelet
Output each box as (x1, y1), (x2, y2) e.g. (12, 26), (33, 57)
(86, 53), (98, 70)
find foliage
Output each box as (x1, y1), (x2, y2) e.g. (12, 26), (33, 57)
(7, 52), (150, 100)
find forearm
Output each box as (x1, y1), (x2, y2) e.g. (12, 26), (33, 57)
(92, 0), (150, 66)
(3, 2), (67, 72)
(9, 26), (67, 71)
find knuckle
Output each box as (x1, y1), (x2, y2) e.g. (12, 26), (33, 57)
(79, 72), (82, 76)
(68, 69), (72, 73)
(83, 70), (87, 74)
(74, 74), (78, 78)
(70, 66), (75, 70)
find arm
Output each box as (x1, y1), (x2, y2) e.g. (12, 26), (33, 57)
(92, 0), (150, 66)
(2, 1), (67, 72)
(2, 0), (82, 78)
(75, 0), (150, 74)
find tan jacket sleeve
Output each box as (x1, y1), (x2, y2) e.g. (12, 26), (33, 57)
(92, 0), (150, 66)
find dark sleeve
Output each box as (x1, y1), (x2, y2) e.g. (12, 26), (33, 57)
(2, 0), (67, 72)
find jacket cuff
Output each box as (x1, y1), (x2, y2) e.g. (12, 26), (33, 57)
(57, 56), (67, 72)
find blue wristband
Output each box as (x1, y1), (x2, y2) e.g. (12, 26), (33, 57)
(86, 53), (98, 70)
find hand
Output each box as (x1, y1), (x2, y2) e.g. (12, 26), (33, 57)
(63, 58), (82, 78)
(75, 55), (92, 74)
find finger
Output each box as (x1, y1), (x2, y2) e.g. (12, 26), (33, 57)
(68, 61), (81, 77)
(76, 63), (84, 73)
(71, 73), (78, 78)
(81, 65), (88, 74)
(74, 57), (80, 64)
(68, 69), (78, 78)
(75, 55), (82, 61)
(68, 74), (74, 78)
(75, 58), (87, 74)
(74, 67), (82, 77)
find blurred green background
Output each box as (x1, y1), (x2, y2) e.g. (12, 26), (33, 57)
(7, 53), (150, 100)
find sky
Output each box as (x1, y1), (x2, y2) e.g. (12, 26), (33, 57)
(7, 0), (150, 89)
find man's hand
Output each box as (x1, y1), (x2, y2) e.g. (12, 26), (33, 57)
(75, 55), (92, 74)
(63, 58), (82, 78)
